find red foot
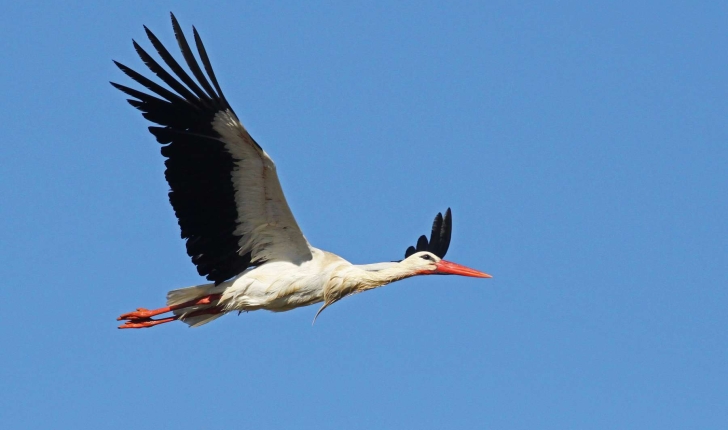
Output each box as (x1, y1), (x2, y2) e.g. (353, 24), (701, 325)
(119, 316), (178, 329)
(117, 307), (155, 321)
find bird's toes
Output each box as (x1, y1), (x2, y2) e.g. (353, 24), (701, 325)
(117, 309), (153, 321)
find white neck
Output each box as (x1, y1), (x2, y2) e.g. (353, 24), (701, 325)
(314, 261), (418, 323)
(352, 261), (418, 290)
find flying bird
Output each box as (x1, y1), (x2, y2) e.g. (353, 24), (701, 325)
(113, 13), (491, 329)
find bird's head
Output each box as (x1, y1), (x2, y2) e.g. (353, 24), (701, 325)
(401, 251), (492, 278)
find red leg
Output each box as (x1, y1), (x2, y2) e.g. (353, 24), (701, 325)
(117, 294), (222, 321)
(117, 306), (223, 329)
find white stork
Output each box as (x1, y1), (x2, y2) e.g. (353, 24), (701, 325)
(114, 14), (491, 329)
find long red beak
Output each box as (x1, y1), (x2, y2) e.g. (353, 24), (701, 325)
(435, 260), (492, 278)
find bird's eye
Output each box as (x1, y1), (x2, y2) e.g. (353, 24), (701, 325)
(420, 254), (432, 261)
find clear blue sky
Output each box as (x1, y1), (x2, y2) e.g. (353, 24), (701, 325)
(1, 1), (726, 428)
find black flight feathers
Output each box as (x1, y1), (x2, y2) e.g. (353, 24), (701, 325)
(405, 208), (452, 259)
(110, 12), (234, 127)
(111, 13), (251, 285)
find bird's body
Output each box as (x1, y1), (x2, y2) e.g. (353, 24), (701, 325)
(114, 14), (490, 329)
(129, 247), (483, 328)
(160, 249), (398, 326)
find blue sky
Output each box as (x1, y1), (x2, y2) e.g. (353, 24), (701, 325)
(1, 1), (727, 428)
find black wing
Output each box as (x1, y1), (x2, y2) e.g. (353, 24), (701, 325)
(112, 13), (290, 285)
(404, 208), (452, 259)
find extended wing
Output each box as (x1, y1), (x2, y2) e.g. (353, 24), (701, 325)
(112, 13), (311, 284)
